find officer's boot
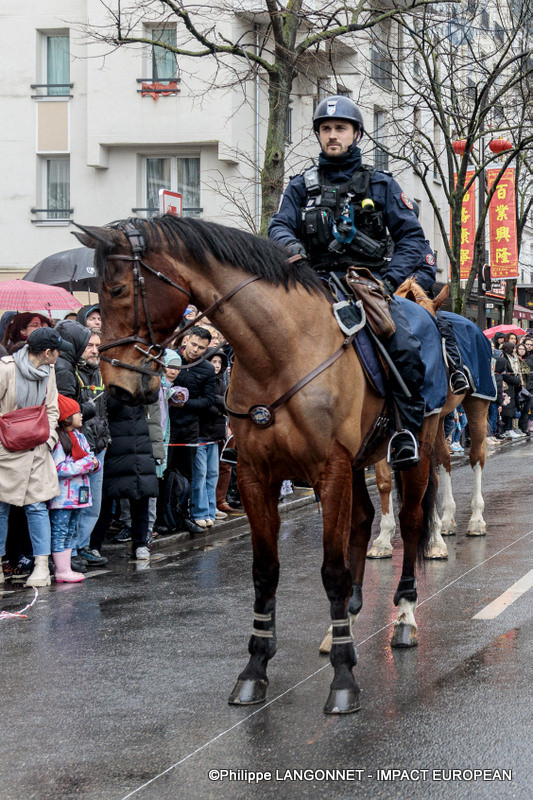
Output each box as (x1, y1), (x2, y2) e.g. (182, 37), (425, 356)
(387, 396), (426, 471)
(436, 313), (470, 395)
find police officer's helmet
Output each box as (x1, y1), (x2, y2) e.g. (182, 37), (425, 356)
(313, 95), (365, 137)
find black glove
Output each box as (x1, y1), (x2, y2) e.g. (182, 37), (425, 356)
(285, 241), (308, 263)
(382, 277), (397, 298)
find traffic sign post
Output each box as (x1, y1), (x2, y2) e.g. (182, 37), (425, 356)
(158, 189), (183, 216)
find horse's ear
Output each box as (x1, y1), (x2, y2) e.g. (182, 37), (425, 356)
(71, 224), (123, 249)
(433, 284), (450, 312)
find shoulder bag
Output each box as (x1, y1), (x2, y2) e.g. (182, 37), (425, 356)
(0, 403), (50, 452)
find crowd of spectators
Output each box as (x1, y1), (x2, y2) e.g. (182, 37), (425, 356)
(444, 330), (533, 452)
(1, 300), (531, 590)
(0, 304), (244, 589)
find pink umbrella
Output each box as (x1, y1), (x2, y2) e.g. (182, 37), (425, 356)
(0, 279), (82, 315)
(482, 323), (526, 339)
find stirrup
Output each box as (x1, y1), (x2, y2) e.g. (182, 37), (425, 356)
(387, 429), (420, 471)
(449, 370), (470, 395)
(332, 300), (366, 336)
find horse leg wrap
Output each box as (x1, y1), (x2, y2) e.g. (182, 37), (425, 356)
(250, 598), (277, 658)
(330, 618), (357, 667)
(393, 576), (417, 606)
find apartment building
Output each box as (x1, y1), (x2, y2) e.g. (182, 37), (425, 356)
(0, 1), (530, 328)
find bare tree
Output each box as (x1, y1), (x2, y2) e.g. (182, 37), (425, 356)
(355, 0), (533, 317)
(86, 0), (447, 233)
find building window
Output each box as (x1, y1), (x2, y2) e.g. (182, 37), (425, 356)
(152, 27), (177, 80)
(34, 157), (71, 221)
(47, 35), (70, 96)
(370, 46), (393, 90)
(494, 23), (504, 45)
(373, 111), (389, 170)
(144, 156), (200, 216)
(285, 100), (293, 144)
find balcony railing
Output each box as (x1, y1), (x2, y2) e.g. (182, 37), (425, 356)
(30, 84), (73, 99)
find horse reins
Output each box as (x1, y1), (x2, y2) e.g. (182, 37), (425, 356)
(98, 222), (261, 376)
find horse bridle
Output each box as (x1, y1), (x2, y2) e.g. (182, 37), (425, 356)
(98, 222), (261, 377)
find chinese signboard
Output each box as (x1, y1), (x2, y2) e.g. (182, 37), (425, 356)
(453, 172), (476, 280)
(487, 167), (518, 279)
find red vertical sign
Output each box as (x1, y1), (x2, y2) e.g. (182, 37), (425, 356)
(452, 172), (476, 280)
(487, 167), (518, 279)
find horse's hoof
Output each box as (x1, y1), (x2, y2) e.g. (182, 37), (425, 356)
(440, 525), (457, 536)
(391, 623), (418, 648)
(319, 629), (332, 654)
(424, 546), (448, 560)
(324, 688), (361, 715)
(466, 526), (486, 537)
(367, 544), (393, 559)
(228, 679), (268, 705)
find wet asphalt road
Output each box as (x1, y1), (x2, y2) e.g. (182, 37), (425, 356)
(1, 439), (532, 800)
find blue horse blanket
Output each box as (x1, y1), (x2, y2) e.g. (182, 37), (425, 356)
(351, 300), (495, 412)
(441, 311), (497, 400)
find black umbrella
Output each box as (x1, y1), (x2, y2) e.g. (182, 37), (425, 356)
(23, 247), (98, 292)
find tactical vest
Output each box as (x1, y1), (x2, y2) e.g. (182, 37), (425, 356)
(299, 164), (390, 271)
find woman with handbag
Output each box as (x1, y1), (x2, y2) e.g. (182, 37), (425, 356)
(0, 327), (73, 588)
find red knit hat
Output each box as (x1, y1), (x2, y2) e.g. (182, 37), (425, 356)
(57, 394), (81, 422)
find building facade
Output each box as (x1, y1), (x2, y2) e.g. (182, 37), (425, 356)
(1, 1), (531, 328)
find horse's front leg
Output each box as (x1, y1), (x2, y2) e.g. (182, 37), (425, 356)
(462, 396), (489, 537)
(435, 420), (457, 537)
(319, 466), (375, 656)
(392, 435), (438, 648)
(423, 420), (448, 559)
(228, 465), (281, 706)
(319, 444), (361, 714)
(367, 459), (395, 559)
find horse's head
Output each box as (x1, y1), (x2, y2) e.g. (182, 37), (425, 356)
(73, 221), (190, 405)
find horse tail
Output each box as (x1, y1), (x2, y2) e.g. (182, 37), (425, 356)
(394, 455), (438, 565)
(418, 455), (438, 564)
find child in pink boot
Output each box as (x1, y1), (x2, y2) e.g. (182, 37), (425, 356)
(49, 395), (100, 583)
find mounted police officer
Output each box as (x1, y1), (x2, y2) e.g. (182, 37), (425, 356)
(268, 95), (467, 469)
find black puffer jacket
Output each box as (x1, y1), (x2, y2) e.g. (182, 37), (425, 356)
(102, 396), (158, 500)
(53, 320), (95, 421)
(199, 350), (228, 442)
(75, 360), (110, 453)
(495, 354), (521, 419)
(169, 352), (216, 443)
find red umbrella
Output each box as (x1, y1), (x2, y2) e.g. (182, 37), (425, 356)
(482, 323), (526, 339)
(0, 279), (82, 314)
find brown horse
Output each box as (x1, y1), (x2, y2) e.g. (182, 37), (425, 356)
(367, 280), (491, 561)
(75, 216), (440, 715)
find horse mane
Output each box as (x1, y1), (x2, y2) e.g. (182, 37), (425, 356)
(98, 216), (323, 294)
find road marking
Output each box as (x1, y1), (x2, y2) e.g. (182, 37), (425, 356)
(472, 569), (533, 620)
(119, 528), (533, 800)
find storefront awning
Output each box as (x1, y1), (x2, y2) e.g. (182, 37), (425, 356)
(513, 303), (533, 321)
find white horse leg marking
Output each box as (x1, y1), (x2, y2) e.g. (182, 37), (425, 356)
(425, 501), (448, 559)
(391, 597), (418, 647)
(467, 462), (486, 536)
(367, 494), (395, 558)
(439, 465), (457, 535)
